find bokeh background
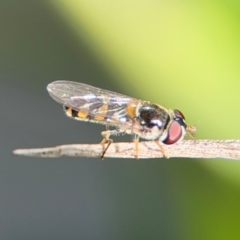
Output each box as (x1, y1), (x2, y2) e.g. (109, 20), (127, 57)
(1, 0), (240, 239)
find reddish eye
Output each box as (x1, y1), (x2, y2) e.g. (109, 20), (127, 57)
(163, 121), (182, 145)
(174, 109), (185, 120)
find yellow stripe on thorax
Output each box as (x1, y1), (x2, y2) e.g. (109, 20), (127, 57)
(127, 100), (139, 118)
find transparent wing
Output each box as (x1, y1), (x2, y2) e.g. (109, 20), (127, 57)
(47, 80), (139, 124)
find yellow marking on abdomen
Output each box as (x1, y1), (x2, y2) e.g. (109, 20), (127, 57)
(65, 107), (88, 119)
(65, 107), (73, 116)
(94, 104), (108, 121)
(77, 110), (89, 118)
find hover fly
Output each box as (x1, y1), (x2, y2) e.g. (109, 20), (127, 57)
(47, 81), (196, 158)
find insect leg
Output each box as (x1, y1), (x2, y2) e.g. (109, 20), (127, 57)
(100, 129), (123, 159)
(154, 141), (169, 159)
(134, 135), (139, 159)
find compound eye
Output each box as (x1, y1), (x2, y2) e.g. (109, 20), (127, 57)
(174, 109), (185, 120)
(163, 121), (183, 145)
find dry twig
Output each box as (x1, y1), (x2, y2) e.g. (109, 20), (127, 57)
(13, 139), (240, 160)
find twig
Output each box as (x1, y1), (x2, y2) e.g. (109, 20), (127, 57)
(13, 139), (240, 160)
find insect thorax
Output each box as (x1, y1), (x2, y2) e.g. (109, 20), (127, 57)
(134, 102), (170, 140)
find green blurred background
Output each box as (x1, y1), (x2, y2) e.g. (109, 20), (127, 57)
(1, 0), (240, 239)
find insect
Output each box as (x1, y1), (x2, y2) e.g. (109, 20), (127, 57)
(47, 81), (196, 158)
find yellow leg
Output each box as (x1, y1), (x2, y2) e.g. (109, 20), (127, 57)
(154, 141), (169, 159)
(134, 135), (139, 159)
(100, 128), (120, 159)
(100, 138), (113, 159)
(100, 125), (129, 159)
